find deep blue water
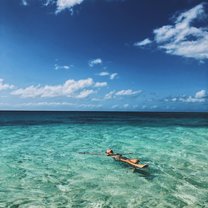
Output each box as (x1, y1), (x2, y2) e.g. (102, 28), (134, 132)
(1, 111), (208, 127)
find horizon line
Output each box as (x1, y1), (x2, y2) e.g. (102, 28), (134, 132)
(0, 110), (207, 113)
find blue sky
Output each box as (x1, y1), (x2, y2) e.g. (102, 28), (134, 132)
(0, 0), (208, 111)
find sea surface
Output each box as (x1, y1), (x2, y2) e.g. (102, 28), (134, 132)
(0, 111), (207, 208)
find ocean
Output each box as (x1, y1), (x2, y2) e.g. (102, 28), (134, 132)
(0, 111), (207, 208)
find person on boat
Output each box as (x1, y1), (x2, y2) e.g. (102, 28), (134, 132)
(105, 149), (139, 164)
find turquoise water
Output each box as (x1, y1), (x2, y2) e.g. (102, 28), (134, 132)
(0, 111), (207, 208)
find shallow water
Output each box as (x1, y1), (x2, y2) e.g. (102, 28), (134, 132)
(0, 111), (207, 207)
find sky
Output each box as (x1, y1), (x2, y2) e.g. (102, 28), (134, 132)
(0, 0), (208, 112)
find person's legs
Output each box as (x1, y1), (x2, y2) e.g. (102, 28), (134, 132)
(120, 158), (137, 163)
(129, 159), (140, 164)
(115, 156), (140, 164)
(120, 157), (140, 164)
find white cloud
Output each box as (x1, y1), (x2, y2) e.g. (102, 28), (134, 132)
(105, 91), (115, 99)
(123, 104), (129, 108)
(22, 0), (28, 6)
(76, 89), (94, 98)
(56, 0), (85, 13)
(89, 58), (102, 67)
(17, 102), (75, 107)
(155, 4), (208, 60)
(98, 72), (118, 80)
(110, 73), (118, 80)
(99, 72), (110, 76)
(195, 89), (206, 99)
(91, 98), (101, 102)
(134, 38), (152, 47)
(11, 78), (106, 98)
(0, 79), (15, 91)
(105, 89), (142, 99)
(179, 96), (205, 103)
(78, 103), (102, 108)
(115, 89), (141, 96)
(44, 0), (52, 6)
(12, 102), (102, 109)
(21, 0), (85, 14)
(140, 3), (208, 60)
(189, 90), (207, 102)
(54, 64), (71, 70)
(165, 89), (207, 103)
(21, 0), (124, 14)
(94, 82), (107, 87)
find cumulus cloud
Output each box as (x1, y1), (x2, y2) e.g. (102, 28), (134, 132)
(138, 3), (208, 60)
(56, 0), (85, 13)
(21, 0), (127, 14)
(0, 79), (15, 91)
(89, 58), (102, 67)
(165, 89), (207, 103)
(76, 89), (95, 98)
(105, 89), (142, 99)
(195, 89), (206, 99)
(21, 0), (85, 13)
(134, 38), (152, 47)
(11, 78), (106, 98)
